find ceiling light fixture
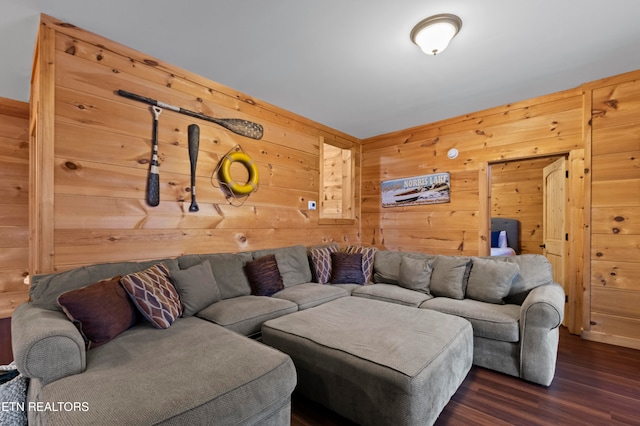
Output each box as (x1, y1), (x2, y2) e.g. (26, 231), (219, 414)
(410, 13), (462, 56)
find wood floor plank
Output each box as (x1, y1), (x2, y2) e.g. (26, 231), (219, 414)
(291, 327), (640, 425)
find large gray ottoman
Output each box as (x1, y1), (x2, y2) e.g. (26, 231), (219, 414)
(262, 297), (473, 426)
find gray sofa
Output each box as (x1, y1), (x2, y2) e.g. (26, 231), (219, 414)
(354, 250), (565, 386)
(12, 244), (564, 425)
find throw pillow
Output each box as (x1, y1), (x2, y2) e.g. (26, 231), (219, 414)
(244, 254), (284, 297)
(429, 255), (471, 300)
(345, 245), (378, 283)
(309, 245), (339, 284)
(330, 252), (365, 284)
(170, 261), (221, 317)
(397, 256), (433, 294)
(466, 258), (520, 304)
(120, 263), (182, 329)
(58, 276), (140, 349)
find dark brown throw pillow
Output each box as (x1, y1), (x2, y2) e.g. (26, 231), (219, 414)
(330, 252), (365, 284)
(58, 276), (140, 349)
(244, 254), (284, 297)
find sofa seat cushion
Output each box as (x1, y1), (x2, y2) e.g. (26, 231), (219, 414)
(28, 317), (296, 426)
(196, 296), (297, 336)
(420, 297), (520, 342)
(272, 283), (348, 310)
(330, 283), (362, 294)
(352, 283), (433, 307)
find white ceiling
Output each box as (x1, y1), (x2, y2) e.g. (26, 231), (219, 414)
(2, 1), (640, 139)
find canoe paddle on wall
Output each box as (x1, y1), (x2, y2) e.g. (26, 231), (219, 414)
(117, 89), (263, 140)
(188, 124), (200, 212)
(147, 106), (162, 207)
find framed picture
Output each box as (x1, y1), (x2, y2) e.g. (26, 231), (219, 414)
(381, 172), (450, 207)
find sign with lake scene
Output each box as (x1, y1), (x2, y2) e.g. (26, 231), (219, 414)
(381, 172), (450, 207)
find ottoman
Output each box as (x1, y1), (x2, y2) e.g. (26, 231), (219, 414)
(262, 297), (473, 426)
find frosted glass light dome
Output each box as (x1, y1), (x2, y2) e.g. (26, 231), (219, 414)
(410, 14), (462, 56)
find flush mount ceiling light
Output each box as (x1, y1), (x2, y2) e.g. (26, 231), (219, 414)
(410, 13), (462, 56)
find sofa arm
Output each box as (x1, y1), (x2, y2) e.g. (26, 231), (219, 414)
(519, 283), (564, 386)
(12, 303), (86, 385)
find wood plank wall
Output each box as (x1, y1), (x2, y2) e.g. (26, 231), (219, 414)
(585, 75), (640, 348)
(0, 97), (30, 318)
(361, 90), (584, 255)
(362, 68), (640, 349)
(362, 89), (586, 332)
(491, 156), (562, 255)
(30, 14), (361, 276)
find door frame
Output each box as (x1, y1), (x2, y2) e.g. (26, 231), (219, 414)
(480, 149), (585, 334)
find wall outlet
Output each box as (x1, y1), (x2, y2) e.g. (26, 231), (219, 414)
(308, 200), (317, 210)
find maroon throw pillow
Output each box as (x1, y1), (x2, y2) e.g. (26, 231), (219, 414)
(58, 276), (140, 349)
(245, 254), (284, 297)
(330, 252), (365, 284)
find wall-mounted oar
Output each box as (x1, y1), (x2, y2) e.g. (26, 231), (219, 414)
(117, 89), (263, 140)
(147, 106), (162, 207)
(188, 124), (200, 212)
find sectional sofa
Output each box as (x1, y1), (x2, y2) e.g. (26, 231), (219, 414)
(11, 244), (564, 425)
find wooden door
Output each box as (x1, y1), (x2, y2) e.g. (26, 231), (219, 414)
(543, 157), (567, 323)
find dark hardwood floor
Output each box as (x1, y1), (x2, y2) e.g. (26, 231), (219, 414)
(291, 327), (640, 425)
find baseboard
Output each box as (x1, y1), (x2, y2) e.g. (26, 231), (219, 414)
(581, 330), (640, 351)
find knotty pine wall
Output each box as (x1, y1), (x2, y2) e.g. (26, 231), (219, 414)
(0, 97), (29, 319)
(362, 68), (640, 349)
(361, 89), (586, 333)
(491, 156), (562, 255)
(30, 14), (361, 276)
(584, 74), (640, 348)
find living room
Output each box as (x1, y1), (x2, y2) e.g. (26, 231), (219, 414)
(1, 2), (639, 425)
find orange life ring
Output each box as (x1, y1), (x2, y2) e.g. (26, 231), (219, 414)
(219, 151), (259, 195)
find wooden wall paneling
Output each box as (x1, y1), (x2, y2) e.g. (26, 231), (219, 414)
(583, 74), (640, 349)
(576, 87), (594, 337)
(362, 89), (583, 259)
(567, 148), (585, 334)
(591, 207), (640, 234)
(30, 23), (56, 276)
(591, 259), (640, 291)
(52, 28), (345, 151)
(0, 96), (30, 318)
(478, 162), (490, 256)
(31, 14), (361, 278)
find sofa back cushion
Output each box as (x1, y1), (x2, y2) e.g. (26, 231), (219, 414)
(30, 258), (180, 312)
(251, 245), (312, 287)
(397, 256), (433, 294)
(466, 258), (520, 304)
(430, 256), (472, 300)
(503, 254), (554, 304)
(373, 251), (435, 285)
(177, 252), (253, 300)
(170, 261), (221, 316)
